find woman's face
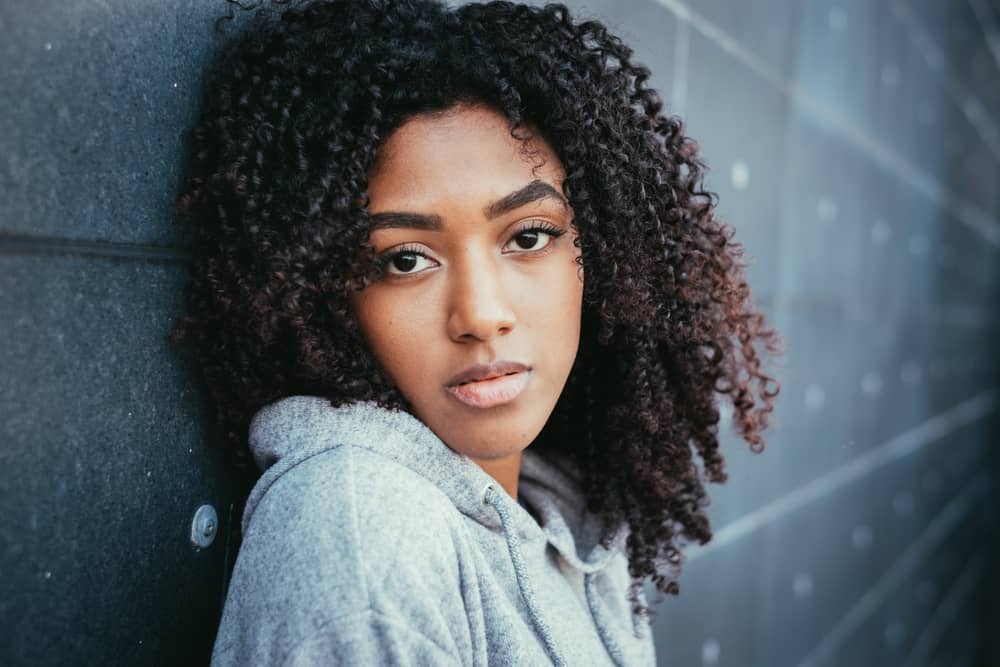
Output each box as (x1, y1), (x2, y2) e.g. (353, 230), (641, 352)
(348, 104), (584, 467)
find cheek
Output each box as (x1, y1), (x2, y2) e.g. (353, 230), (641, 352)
(531, 260), (584, 343)
(350, 292), (422, 379)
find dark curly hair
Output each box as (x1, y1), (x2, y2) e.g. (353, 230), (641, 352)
(168, 0), (783, 621)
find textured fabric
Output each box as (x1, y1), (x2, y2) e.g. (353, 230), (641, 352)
(210, 395), (656, 666)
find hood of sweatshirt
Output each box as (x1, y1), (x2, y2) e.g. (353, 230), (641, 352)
(228, 395), (646, 666)
(243, 395), (629, 575)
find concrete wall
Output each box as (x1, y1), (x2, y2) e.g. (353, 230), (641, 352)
(0, 2), (255, 664)
(544, 1), (1000, 665)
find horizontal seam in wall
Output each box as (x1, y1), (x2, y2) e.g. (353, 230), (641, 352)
(0, 232), (191, 263)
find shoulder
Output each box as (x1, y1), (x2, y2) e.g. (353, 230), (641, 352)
(244, 444), (464, 581)
(216, 446), (473, 662)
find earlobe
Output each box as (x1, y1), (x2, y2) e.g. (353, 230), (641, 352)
(574, 252), (585, 285)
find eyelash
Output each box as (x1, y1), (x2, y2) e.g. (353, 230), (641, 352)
(376, 221), (567, 278)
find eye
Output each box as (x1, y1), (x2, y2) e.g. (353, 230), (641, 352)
(375, 221), (567, 280)
(377, 244), (437, 277)
(504, 221), (566, 253)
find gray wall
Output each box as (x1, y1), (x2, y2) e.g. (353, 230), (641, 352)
(543, 0), (1000, 665)
(2, 1), (998, 666)
(0, 2), (257, 665)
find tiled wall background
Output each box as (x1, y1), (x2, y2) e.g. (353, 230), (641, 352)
(2, 1), (998, 666)
(0, 3), (256, 665)
(540, 1), (1000, 666)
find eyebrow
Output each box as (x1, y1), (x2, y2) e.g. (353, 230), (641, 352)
(368, 180), (567, 232)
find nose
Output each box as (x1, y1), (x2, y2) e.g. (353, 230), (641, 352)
(445, 251), (516, 343)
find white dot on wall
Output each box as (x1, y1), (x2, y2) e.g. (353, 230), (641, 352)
(793, 573), (814, 598)
(817, 196), (838, 222)
(701, 639), (721, 665)
(871, 218), (892, 244)
(804, 384), (825, 410)
(909, 234), (930, 256)
(924, 46), (944, 71)
(892, 491), (915, 516)
(730, 160), (750, 190)
(884, 621), (906, 647)
(829, 7), (847, 31)
(860, 372), (883, 398)
(915, 580), (936, 605)
(851, 524), (873, 550)
(880, 63), (901, 87)
(900, 361), (923, 386)
(44, 42), (52, 51)
(963, 96), (985, 122)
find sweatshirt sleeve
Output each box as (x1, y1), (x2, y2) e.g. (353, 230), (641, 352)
(281, 607), (464, 667)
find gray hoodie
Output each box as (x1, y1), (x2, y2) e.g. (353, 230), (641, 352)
(210, 395), (656, 666)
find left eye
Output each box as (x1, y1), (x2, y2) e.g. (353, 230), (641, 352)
(505, 227), (559, 252)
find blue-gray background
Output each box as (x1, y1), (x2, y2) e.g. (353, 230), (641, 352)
(1, 0), (998, 665)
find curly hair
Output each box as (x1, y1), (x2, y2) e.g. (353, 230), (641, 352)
(168, 0), (783, 620)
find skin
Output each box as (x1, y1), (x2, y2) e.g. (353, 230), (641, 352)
(348, 103), (584, 501)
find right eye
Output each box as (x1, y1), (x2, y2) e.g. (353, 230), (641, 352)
(378, 245), (437, 277)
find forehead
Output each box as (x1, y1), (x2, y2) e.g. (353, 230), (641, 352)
(367, 105), (565, 209)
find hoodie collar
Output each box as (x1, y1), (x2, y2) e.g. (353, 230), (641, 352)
(518, 447), (629, 573)
(245, 395), (627, 573)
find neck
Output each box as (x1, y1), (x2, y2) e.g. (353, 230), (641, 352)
(470, 450), (523, 501)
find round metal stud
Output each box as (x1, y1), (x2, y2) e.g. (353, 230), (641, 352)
(190, 504), (219, 549)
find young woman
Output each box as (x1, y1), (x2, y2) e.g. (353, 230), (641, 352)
(168, 0), (782, 664)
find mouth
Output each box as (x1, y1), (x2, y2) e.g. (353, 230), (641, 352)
(456, 371), (519, 386)
(444, 360), (531, 387)
(445, 369), (532, 409)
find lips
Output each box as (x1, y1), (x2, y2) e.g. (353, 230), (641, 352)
(446, 370), (532, 409)
(445, 360), (531, 387)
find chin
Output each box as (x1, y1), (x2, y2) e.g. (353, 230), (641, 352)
(452, 425), (537, 459)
